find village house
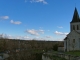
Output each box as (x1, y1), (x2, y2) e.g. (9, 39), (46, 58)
(64, 7), (80, 52)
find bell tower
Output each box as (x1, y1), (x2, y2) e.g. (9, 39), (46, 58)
(70, 7), (80, 32)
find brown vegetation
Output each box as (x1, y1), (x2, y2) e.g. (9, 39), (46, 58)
(0, 39), (64, 60)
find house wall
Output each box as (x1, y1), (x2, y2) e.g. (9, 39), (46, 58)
(67, 31), (80, 51)
(64, 22), (80, 51)
(64, 40), (67, 52)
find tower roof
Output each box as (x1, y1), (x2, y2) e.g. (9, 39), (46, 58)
(70, 7), (80, 23)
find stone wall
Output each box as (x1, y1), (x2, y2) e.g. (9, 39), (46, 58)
(42, 53), (80, 60)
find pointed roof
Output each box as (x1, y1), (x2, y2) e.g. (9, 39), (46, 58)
(64, 37), (67, 40)
(70, 7), (80, 23)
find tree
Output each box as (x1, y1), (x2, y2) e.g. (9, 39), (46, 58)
(52, 44), (58, 51)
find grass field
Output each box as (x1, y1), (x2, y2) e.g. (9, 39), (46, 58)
(65, 51), (80, 56)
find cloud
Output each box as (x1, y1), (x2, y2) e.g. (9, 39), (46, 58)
(0, 16), (9, 20)
(39, 29), (44, 34)
(0, 33), (14, 39)
(0, 33), (64, 41)
(25, 29), (45, 36)
(0, 33), (31, 40)
(57, 26), (63, 28)
(24, 36), (29, 38)
(45, 36), (53, 38)
(54, 31), (68, 35)
(10, 20), (22, 25)
(30, 0), (48, 4)
(16, 36), (23, 39)
(9, 35), (30, 40)
(26, 29), (39, 36)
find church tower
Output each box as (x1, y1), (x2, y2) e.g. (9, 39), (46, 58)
(64, 7), (80, 52)
(70, 7), (80, 32)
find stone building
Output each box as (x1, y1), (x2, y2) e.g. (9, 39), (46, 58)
(64, 7), (80, 51)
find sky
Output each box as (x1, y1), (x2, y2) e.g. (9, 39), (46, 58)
(0, 0), (80, 41)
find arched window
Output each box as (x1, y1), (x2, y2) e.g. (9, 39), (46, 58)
(77, 25), (79, 30)
(73, 25), (75, 30)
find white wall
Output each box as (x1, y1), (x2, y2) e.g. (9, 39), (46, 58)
(67, 31), (80, 51)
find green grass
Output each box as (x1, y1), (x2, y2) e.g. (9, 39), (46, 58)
(65, 51), (80, 56)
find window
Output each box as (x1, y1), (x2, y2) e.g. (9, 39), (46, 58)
(73, 39), (75, 43)
(73, 25), (75, 30)
(77, 25), (79, 30)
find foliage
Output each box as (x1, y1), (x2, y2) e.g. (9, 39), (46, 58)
(52, 44), (58, 51)
(0, 39), (63, 60)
